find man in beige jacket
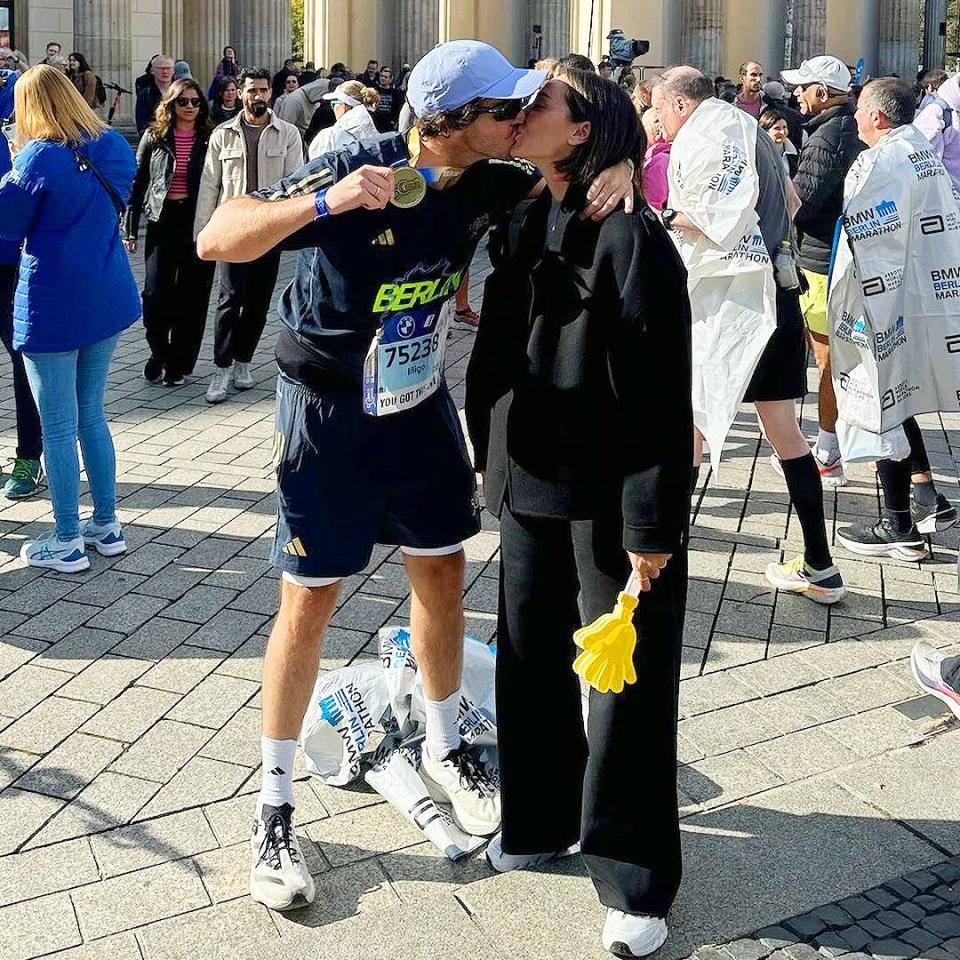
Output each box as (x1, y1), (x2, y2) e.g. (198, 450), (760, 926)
(194, 67), (303, 403)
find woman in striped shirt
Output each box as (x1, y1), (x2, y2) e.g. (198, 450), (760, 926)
(124, 78), (215, 385)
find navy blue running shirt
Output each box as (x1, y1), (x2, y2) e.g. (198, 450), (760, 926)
(250, 131), (539, 391)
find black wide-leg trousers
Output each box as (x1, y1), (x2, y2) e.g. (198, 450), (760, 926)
(496, 500), (687, 917)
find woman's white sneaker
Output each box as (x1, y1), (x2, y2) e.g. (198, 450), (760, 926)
(80, 518), (127, 556)
(419, 743), (501, 836)
(249, 803), (315, 911)
(485, 831), (581, 873)
(602, 911), (669, 958)
(20, 531), (89, 572)
(233, 362), (254, 390)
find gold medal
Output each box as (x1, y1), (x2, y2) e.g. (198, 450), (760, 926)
(391, 166), (427, 208)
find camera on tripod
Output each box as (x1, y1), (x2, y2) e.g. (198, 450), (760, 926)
(607, 29), (650, 66)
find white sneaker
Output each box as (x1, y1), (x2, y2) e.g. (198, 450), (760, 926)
(485, 831), (580, 873)
(602, 910), (669, 958)
(206, 366), (232, 404)
(249, 803), (315, 911)
(20, 530), (89, 573)
(420, 743), (501, 836)
(80, 518), (127, 557)
(233, 361), (254, 390)
(910, 641), (960, 721)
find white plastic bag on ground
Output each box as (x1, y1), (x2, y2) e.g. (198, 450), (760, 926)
(300, 663), (390, 786)
(837, 420), (910, 464)
(364, 734), (486, 861)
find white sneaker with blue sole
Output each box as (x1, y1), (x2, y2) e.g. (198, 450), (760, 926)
(80, 518), (127, 556)
(21, 531), (89, 572)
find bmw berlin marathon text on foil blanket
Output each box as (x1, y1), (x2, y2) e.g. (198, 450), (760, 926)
(300, 627), (496, 859)
(829, 122), (960, 454)
(666, 97), (776, 471)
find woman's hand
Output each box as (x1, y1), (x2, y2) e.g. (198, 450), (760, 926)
(627, 551), (672, 592)
(123, 238), (137, 253)
(582, 160), (635, 221)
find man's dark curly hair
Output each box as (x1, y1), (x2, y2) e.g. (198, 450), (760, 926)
(416, 98), (489, 139)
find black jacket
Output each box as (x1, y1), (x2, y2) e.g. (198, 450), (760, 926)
(135, 83), (163, 134)
(123, 127), (211, 240)
(794, 100), (865, 274)
(465, 195), (693, 554)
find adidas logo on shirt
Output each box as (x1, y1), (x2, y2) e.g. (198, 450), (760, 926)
(282, 537), (307, 558)
(371, 228), (396, 247)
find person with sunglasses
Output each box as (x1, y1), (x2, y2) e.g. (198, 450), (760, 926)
(465, 69), (692, 958)
(197, 39), (634, 915)
(124, 79), (216, 385)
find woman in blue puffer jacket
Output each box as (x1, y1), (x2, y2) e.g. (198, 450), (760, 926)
(0, 65), (140, 572)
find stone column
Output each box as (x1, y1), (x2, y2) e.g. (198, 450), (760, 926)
(879, 0), (920, 79)
(74, 0), (132, 110)
(395, 0), (439, 71)
(183, 0), (228, 96)
(680, 0), (723, 77)
(923, 0), (946, 69)
(789, 0), (827, 66)
(230, 0), (292, 74)
(163, 0), (183, 60)
(725, 0), (786, 81)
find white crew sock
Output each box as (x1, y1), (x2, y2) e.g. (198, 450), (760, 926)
(257, 736), (297, 816)
(814, 429), (840, 463)
(424, 688), (462, 760)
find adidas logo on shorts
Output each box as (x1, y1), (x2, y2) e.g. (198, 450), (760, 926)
(282, 537), (307, 558)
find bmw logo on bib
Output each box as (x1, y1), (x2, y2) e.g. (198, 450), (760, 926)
(397, 316), (416, 339)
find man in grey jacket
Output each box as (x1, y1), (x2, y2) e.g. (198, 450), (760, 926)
(195, 68), (303, 403)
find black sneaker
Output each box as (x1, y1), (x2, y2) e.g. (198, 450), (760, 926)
(910, 493), (958, 535)
(143, 356), (163, 383)
(163, 371), (185, 387)
(837, 517), (928, 561)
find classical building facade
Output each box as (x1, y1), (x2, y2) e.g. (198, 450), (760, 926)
(5, 0), (950, 121)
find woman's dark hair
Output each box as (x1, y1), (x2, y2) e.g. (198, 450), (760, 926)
(759, 107), (786, 130)
(558, 53), (596, 73)
(149, 78), (212, 140)
(68, 52), (92, 74)
(223, 45), (236, 59)
(555, 69), (645, 211)
(214, 76), (238, 105)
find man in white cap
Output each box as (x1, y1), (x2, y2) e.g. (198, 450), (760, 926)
(198, 40), (633, 914)
(782, 55), (863, 487)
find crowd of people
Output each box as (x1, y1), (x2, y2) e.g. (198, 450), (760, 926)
(3, 30), (960, 960)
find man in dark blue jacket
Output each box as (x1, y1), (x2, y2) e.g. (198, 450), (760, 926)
(0, 68), (42, 498)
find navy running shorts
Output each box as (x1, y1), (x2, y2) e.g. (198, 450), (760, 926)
(271, 373), (481, 580)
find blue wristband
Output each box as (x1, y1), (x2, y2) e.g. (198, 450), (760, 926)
(314, 188), (331, 220)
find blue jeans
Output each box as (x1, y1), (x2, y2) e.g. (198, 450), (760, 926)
(22, 335), (119, 540)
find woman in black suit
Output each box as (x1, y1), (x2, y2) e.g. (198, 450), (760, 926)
(465, 70), (693, 960)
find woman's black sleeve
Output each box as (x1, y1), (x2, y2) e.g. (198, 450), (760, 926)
(602, 213), (694, 553)
(123, 132), (153, 241)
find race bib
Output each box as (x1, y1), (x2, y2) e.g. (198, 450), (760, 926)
(362, 300), (452, 416)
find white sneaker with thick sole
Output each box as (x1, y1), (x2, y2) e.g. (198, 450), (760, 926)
(420, 743), (501, 836)
(249, 803), (315, 911)
(206, 366), (232, 404)
(80, 518), (127, 557)
(602, 911), (669, 958)
(485, 831), (581, 873)
(233, 361), (254, 390)
(20, 531), (89, 572)
(764, 555), (846, 605)
(910, 641), (960, 721)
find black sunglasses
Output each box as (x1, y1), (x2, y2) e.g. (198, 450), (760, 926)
(472, 98), (526, 122)
(176, 96), (202, 108)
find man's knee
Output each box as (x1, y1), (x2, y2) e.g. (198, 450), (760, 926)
(273, 577), (339, 642)
(405, 549), (465, 597)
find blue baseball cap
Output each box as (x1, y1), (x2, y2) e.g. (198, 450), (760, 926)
(407, 40), (546, 116)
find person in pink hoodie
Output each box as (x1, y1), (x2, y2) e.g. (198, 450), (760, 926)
(639, 106), (671, 211)
(915, 73), (960, 191)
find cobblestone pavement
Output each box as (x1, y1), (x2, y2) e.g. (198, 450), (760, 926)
(0, 244), (959, 959)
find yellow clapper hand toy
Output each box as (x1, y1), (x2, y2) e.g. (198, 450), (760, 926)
(573, 571), (642, 694)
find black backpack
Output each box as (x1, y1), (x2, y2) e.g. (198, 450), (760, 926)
(94, 75), (107, 107)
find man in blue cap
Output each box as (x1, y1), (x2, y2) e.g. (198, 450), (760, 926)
(199, 39), (633, 913)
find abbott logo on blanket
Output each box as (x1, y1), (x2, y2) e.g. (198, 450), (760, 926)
(844, 200), (902, 240)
